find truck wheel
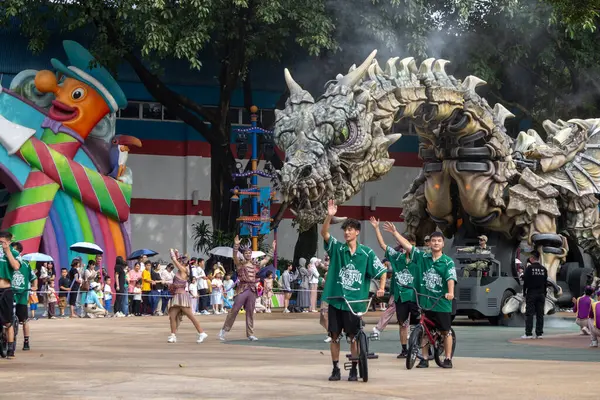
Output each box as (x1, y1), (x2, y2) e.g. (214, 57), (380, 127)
(568, 266), (594, 299)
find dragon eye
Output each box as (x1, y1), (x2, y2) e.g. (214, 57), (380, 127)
(71, 88), (85, 100)
(333, 125), (350, 146)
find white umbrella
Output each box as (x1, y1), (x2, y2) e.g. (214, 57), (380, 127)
(209, 246), (234, 258)
(70, 242), (104, 255)
(22, 253), (54, 262)
(209, 246), (266, 259)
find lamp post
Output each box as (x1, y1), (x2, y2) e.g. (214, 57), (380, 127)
(230, 106), (278, 257)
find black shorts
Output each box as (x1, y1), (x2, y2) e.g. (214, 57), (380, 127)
(395, 300), (420, 325)
(15, 304), (28, 324)
(68, 291), (78, 306)
(0, 287), (14, 326)
(425, 311), (452, 332)
(328, 304), (360, 337)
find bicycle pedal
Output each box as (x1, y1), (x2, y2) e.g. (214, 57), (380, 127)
(345, 353), (352, 358)
(369, 333), (379, 340)
(343, 362), (353, 371)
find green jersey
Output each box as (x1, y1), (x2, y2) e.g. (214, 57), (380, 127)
(322, 236), (387, 313)
(0, 247), (21, 282)
(12, 259), (36, 293)
(411, 246), (457, 313)
(385, 246), (420, 303)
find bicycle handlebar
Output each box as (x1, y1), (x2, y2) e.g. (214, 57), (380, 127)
(327, 296), (373, 317)
(399, 285), (447, 311)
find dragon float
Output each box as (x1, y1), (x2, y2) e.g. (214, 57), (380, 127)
(274, 50), (600, 315)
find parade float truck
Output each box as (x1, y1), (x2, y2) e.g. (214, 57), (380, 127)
(452, 221), (595, 325)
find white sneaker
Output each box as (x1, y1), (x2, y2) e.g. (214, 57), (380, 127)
(582, 327), (590, 336)
(218, 329), (227, 341)
(590, 340), (598, 348)
(283, 309), (290, 313)
(521, 335), (533, 339)
(372, 327), (381, 340)
(167, 334), (177, 343)
(266, 309), (271, 313)
(535, 335), (543, 339)
(201, 310), (210, 315)
(324, 336), (332, 343)
(197, 332), (208, 343)
(248, 335), (258, 341)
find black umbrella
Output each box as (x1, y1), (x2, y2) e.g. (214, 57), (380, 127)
(127, 249), (159, 260)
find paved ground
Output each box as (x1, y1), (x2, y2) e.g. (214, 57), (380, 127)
(1, 313), (598, 399)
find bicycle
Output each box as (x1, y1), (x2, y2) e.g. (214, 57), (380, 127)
(400, 286), (457, 369)
(327, 296), (379, 382)
(1, 303), (19, 358)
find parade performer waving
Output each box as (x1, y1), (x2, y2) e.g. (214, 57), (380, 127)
(218, 236), (275, 342)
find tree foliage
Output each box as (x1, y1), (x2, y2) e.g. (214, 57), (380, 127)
(0, 0), (337, 232)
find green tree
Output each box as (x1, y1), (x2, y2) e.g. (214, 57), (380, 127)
(0, 0), (337, 232)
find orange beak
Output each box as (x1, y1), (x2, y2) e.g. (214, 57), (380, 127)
(113, 135), (142, 148)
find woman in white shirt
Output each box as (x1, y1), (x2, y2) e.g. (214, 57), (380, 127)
(308, 257), (321, 313)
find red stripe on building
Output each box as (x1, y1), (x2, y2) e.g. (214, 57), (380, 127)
(2, 202), (53, 227)
(131, 140), (422, 168)
(130, 198), (404, 222)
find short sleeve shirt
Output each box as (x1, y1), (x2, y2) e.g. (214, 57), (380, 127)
(142, 270), (152, 291)
(322, 236), (387, 313)
(0, 247), (20, 281)
(410, 246), (457, 313)
(11, 259), (37, 293)
(385, 246), (420, 303)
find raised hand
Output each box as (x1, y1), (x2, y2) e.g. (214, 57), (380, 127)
(234, 235), (241, 246)
(327, 199), (337, 216)
(383, 221), (397, 233)
(369, 216), (380, 228)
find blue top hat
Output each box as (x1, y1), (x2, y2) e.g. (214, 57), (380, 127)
(50, 40), (127, 113)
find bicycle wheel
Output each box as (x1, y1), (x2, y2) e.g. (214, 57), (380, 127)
(406, 325), (423, 370)
(0, 329), (7, 358)
(434, 327), (456, 367)
(357, 331), (369, 382)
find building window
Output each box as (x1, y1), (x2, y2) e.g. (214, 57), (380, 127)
(163, 106), (178, 121)
(119, 102), (141, 119)
(116, 102), (275, 127)
(142, 102), (162, 120)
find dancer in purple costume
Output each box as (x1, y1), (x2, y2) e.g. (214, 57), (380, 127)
(218, 236), (275, 341)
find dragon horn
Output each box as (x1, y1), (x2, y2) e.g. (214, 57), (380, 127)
(284, 68), (315, 104)
(284, 68), (304, 96)
(338, 50), (378, 88)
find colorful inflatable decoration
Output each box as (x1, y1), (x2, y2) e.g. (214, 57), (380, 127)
(0, 40), (141, 278)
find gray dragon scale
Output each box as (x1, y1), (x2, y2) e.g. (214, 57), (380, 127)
(276, 50), (600, 314)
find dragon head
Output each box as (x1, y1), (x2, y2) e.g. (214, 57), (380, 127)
(274, 50), (402, 231)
